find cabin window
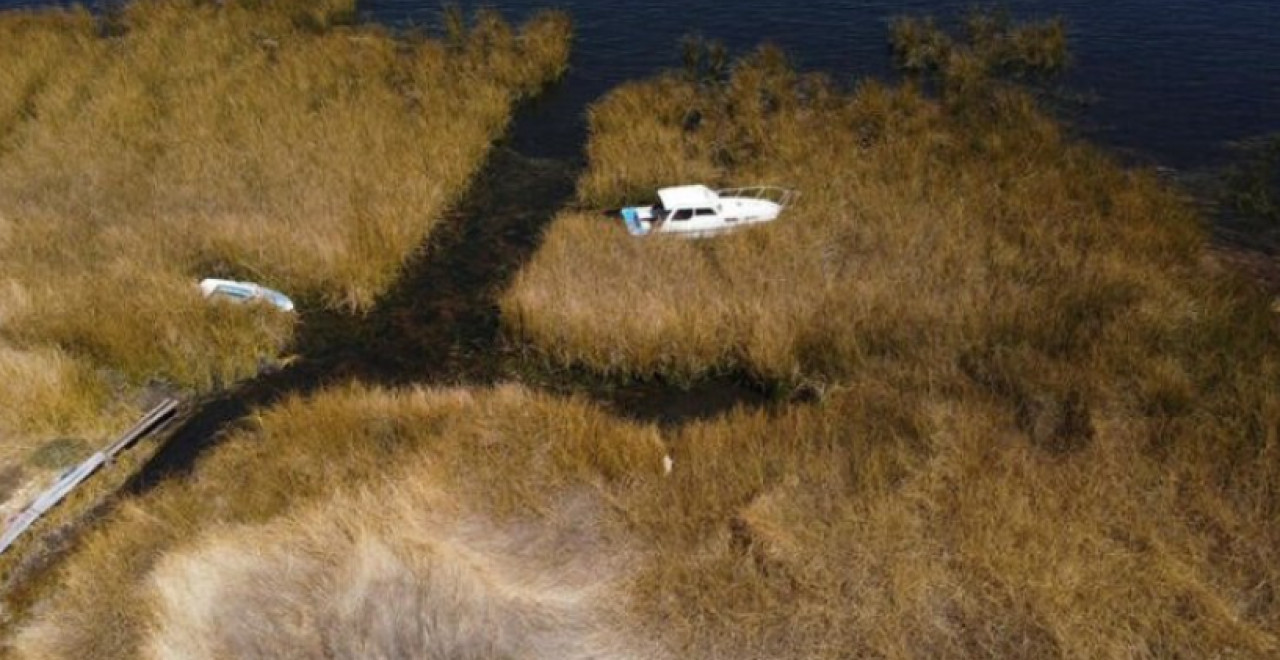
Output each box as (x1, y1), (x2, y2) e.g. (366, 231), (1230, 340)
(694, 208), (716, 216)
(671, 209), (694, 221)
(217, 286), (252, 300)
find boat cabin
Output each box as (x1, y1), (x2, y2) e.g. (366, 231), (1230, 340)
(619, 184), (796, 238)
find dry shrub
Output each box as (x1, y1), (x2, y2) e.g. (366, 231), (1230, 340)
(0, 0), (569, 441)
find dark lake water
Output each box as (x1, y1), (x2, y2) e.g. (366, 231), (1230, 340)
(2, 0), (1279, 167)
(364, 0), (1280, 168)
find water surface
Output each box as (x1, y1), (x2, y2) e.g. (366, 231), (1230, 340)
(364, 0), (1280, 166)
(2, 0), (1278, 165)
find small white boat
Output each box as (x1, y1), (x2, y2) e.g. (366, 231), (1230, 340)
(199, 278), (295, 312)
(617, 185), (797, 238)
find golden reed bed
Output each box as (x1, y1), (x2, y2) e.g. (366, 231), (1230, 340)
(8, 12), (1280, 659)
(0, 0), (568, 476)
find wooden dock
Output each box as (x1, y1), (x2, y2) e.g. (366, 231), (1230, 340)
(0, 399), (179, 556)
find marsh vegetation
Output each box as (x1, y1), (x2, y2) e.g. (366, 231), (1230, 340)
(498, 14), (1280, 656)
(1226, 134), (1280, 226)
(5, 8), (1280, 660)
(0, 0), (569, 475)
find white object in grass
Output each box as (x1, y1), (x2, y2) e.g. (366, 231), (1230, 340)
(618, 184), (798, 238)
(199, 278), (295, 313)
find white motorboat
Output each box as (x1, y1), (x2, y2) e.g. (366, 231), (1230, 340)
(617, 184), (797, 238)
(199, 278), (295, 312)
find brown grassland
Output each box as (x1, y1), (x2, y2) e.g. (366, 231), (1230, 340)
(6, 11), (1280, 660)
(0, 0), (570, 466)
(14, 377), (1280, 657)
(11, 384), (669, 658)
(495, 13), (1280, 656)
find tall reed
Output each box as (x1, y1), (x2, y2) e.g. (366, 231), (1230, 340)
(10, 13), (1280, 660)
(0, 0), (570, 454)
(496, 19), (1280, 655)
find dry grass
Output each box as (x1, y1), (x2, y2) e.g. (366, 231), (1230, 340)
(0, 346), (120, 460)
(630, 387), (1280, 658)
(9, 14), (1280, 660)
(0, 1), (569, 452)
(494, 17), (1280, 656)
(11, 384), (666, 659)
(15, 377), (1280, 658)
(142, 477), (648, 659)
(889, 9), (1069, 79)
(504, 42), (1213, 388)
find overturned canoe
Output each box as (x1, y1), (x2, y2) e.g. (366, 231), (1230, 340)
(199, 278), (295, 312)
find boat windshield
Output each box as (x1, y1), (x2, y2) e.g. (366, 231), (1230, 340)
(215, 285), (254, 300)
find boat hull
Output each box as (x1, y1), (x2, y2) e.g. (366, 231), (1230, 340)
(620, 198), (782, 238)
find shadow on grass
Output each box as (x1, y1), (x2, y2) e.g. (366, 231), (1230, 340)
(125, 146), (576, 490)
(126, 145), (773, 492)
(0, 140), (774, 614)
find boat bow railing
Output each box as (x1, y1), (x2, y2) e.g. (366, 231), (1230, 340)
(716, 186), (799, 208)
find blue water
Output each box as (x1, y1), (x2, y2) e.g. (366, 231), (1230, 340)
(3, 0), (1278, 166)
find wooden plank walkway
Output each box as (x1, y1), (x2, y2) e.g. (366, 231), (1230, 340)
(0, 399), (179, 556)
